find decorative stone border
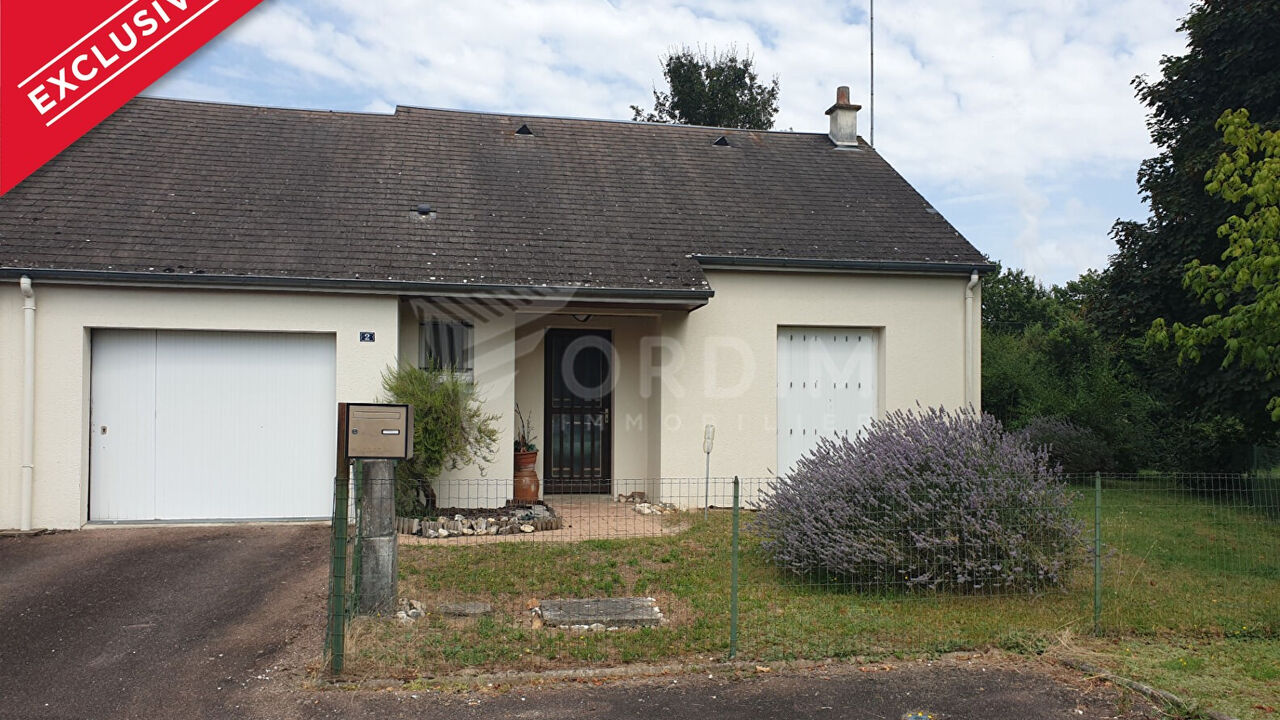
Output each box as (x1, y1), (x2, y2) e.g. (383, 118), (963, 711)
(395, 503), (563, 538)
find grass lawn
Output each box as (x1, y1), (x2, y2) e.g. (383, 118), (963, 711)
(346, 482), (1278, 718)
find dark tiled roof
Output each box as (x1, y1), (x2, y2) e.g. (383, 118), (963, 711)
(0, 97), (988, 292)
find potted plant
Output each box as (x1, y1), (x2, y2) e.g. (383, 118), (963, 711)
(513, 404), (539, 501)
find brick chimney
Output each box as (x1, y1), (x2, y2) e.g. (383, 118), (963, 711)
(825, 86), (861, 147)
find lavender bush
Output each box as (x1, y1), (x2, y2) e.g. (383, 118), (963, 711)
(755, 407), (1082, 593)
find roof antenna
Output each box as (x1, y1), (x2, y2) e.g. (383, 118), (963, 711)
(869, 0), (875, 147)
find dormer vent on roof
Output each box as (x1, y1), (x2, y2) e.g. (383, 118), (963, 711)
(712, 135), (730, 147)
(515, 124), (534, 135)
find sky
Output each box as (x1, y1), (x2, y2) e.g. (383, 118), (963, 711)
(146, 0), (1193, 287)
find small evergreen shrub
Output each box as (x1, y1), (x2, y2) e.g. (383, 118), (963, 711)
(755, 407), (1082, 593)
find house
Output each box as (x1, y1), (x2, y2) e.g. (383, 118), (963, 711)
(0, 88), (993, 529)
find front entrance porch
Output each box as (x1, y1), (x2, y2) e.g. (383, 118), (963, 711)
(515, 312), (663, 498)
(398, 296), (673, 507)
(543, 328), (613, 494)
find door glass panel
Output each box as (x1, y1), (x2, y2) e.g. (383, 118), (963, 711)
(544, 329), (612, 493)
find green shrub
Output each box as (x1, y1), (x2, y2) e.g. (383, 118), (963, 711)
(381, 365), (499, 516)
(982, 320), (1164, 472)
(1016, 416), (1111, 474)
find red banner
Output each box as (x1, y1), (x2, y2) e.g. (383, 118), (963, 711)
(0, 0), (263, 195)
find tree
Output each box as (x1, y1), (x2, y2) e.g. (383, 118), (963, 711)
(1151, 109), (1280, 420)
(979, 260), (1166, 471)
(1051, 269), (1106, 318)
(983, 314), (1164, 472)
(631, 46), (779, 130)
(1098, 0), (1280, 442)
(981, 263), (1059, 332)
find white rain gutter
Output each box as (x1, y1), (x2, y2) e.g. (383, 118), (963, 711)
(19, 276), (36, 531)
(964, 271), (979, 409)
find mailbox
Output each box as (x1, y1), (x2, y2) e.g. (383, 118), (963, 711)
(344, 403), (413, 459)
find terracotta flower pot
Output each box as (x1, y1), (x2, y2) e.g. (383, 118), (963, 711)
(514, 450), (538, 472)
(513, 451), (539, 502)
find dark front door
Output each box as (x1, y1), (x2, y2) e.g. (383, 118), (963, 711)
(543, 329), (612, 493)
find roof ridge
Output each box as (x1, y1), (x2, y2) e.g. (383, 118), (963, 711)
(396, 104), (829, 137)
(138, 94), (852, 141)
(136, 94), (393, 118)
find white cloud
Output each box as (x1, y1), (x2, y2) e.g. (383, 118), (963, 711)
(149, 0), (1193, 285)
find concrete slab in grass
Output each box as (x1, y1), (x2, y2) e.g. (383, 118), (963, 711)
(537, 597), (663, 628)
(437, 601), (493, 617)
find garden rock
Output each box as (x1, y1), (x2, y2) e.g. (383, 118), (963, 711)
(632, 502), (678, 516)
(395, 598), (427, 623)
(399, 503), (562, 540)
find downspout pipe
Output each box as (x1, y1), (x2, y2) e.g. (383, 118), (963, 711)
(964, 271), (979, 410)
(19, 276), (35, 531)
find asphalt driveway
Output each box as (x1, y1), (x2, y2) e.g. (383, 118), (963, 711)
(0, 525), (1158, 720)
(0, 524), (330, 720)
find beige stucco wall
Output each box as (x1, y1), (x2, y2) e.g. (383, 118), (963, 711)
(2, 270), (982, 526)
(512, 313), (661, 500)
(659, 270), (980, 501)
(0, 282), (399, 530)
(398, 299), (515, 508)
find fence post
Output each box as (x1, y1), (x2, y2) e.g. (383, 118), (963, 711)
(351, 459), (363, 615)
(729, 475), (740, 660)
(1093, 471), (1102, 636)
(358, 459), (398, 614)
(326, 466), (350, 674)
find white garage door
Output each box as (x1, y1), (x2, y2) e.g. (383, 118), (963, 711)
(777, 327), (877, 476)
(89, 330), (337, 522)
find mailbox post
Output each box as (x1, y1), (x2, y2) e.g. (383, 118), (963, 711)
(340, 403), (413, 616)
(345, 404), (413, 459)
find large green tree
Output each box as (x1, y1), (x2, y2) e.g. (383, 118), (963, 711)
(631, 46), (780, 129)
(982, 267), (1165, 472)
(981, 263), (1059, 332)
(1151, 109), (1280, 420)
(1098, 0), (1280, 438)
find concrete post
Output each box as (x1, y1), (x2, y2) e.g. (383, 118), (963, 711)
(358, 459), (397, 614)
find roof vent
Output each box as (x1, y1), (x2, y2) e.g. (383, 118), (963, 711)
(416, 203), (436, 216)
(515, 124), (533, 135)
(712, 135), (730, 147)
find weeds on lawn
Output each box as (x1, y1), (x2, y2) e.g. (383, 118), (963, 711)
(338, 472), (1277, 719)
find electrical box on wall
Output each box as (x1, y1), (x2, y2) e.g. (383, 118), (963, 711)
(344, 403), (413, 459)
